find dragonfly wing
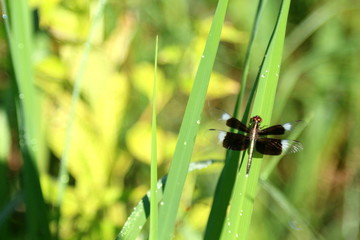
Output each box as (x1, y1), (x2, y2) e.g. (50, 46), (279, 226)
(209, 130), (250, 151)
(256, 138), (303, 155)
(258, 121), (303, 136)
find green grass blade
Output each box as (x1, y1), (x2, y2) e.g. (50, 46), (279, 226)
(2, 0), (51, 238)
(117, 177), (165, 240)
(157, 0), (229, 239)
(283, 1), (343, 60)
(0, 109), (10, 238)
(0, 192), (22, 227)
(221, 1), (292, 239)
(259, 180), (323, 239)
(55, 0), (107, 236)
(204, 1), (266, 238)
(203, 151), (240, 239)
(4, 0), (40, 158)
(117, 161), (219, 239)
(149, 36), (159, 240)
(234, 0), (267, 117)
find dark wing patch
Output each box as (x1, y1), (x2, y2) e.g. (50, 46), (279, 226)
(256, 138), (303, 155)
(258, 125), (286, 135)
(226, 117), (249, 133)
(220, 112), (249, 133)
(222, 132), (250, 151)
(258, 121), (302, 136)
(256, 138), (283, 155)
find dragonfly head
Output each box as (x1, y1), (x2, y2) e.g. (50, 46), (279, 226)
(251, 115), (262, 123)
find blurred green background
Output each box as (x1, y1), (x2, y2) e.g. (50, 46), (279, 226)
(0, 0), (359, 239)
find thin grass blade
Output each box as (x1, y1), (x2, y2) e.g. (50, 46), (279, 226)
(149, 36), (159, 240)
(260, 179), (323, 239)
(55, 0), (107, 237)
(117, 160), (221, 239)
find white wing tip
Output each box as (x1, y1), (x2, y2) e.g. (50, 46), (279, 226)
(218, 131), (226, 143)
(281, 140), (303, 153)
(282, 123), (292, 131)
(221, 112), (231, 121)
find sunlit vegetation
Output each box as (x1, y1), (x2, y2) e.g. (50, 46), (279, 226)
(0, 0), (359, 239)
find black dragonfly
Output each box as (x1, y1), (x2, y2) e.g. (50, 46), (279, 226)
(210, 112), (303, 175)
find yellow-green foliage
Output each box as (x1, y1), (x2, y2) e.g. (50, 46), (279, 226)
(1, 0), (360, 239)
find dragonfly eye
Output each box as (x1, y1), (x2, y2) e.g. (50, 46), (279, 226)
(252, 115), (262, 123)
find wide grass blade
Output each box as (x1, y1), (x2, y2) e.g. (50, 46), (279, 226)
(149, 36), (159, 240)
(221, 1), (292, 239)
(3, 0), (41, 162)
(204, 1), (266, 238)
(234, 0), (267, 117)
(157, 0), (229, 239)
(2, 0), (51, 238)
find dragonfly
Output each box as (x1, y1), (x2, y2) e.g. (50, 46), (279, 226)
(210, 112), (303, 175)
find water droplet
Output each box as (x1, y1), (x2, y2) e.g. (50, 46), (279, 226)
(2, 14), (7, 19)
(160, 201), (164, 206)
(202, 55), (205, 58)
(227, 222), (230, 226)
(228, 230), (231, 234)
(19, 93), (24, 99)
(261, 74), (266, 78)
(265, 70), (269, 73)
(138, 226), (142, 230)
(289, 220), (302, 230)
(196, 120), (200, 124)
(184, 141), (187, 145)
(236, 233), (239, 238)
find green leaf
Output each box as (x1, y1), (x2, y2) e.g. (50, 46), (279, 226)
(204, 1), (266, 238)
(221, 1), (292, 239)
(2, 0), (51, 238)
(157, 0), (229, 239)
